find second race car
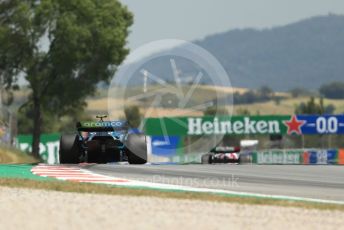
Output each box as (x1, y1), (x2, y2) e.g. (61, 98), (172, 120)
(201, 146), (241, 164)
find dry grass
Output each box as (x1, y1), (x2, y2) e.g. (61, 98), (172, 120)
(137, 107), (203, 117)
(89, 85), (344, 117)
(233, 97), (344, 115)
(0, 146), (38, 164)
(196, 85), (248, 94)
(0, 177), (343, 211)
(90, 96), (344, 117)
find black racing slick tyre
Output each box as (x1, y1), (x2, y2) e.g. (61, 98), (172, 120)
(59, 135), (80, 164)
(126, 134), (147, 164)
(201, 154), (213, 164)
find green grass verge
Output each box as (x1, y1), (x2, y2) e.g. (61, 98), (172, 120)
(0, 177), (343, 211)
(0, 164), (53, 181)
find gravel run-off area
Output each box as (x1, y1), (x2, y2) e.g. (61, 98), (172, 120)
(0, 187), (343, 230)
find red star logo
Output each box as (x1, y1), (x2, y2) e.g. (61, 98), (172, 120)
(284, 115), (306, 135)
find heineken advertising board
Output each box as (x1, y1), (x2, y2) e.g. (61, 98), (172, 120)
(251, 149), (344, 165)
(145, 115), (344, 136)
(253, 149), (302, 164)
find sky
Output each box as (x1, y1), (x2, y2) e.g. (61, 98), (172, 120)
(119, 0), (344, 49)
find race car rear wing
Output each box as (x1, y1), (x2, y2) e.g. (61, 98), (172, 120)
(211, 146), (241, 153)
(76, 121), (129, 132)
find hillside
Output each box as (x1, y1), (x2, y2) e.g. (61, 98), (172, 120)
(196, 14), (344, 91)
(131, 15), (344, 92)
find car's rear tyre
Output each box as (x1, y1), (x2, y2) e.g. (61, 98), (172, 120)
(201, 154), (213, 164)
(126, 134), (147, 164)
(59, 134), (80, 164)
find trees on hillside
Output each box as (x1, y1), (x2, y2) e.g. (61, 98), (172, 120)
(232, 86), (279, 105)
(0, 0), (133, 157)
(289, 88), (312, 98)
(319, 82), (344, 99)
(124, 106), (141, 128)
(295, 97), (336, 115)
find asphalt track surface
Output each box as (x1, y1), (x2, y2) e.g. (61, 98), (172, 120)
(85, 164), (344, 201)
